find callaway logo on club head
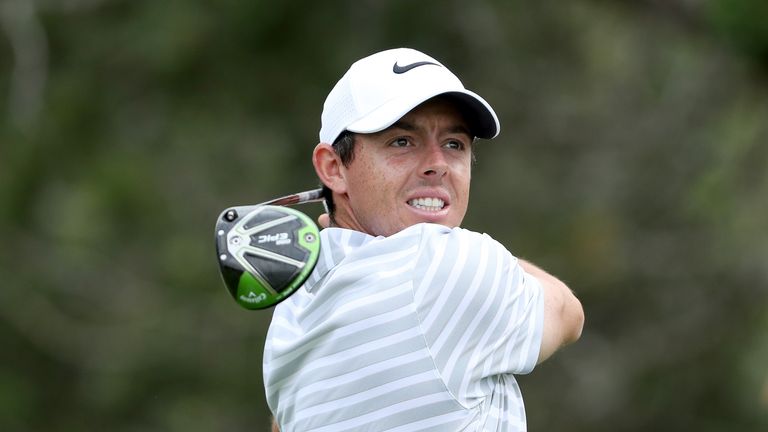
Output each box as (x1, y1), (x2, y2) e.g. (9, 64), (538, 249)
(240, 291), (267, 304)
(392, 60), (439, 74)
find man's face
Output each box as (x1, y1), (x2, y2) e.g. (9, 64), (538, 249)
(335, 98), (473, 237)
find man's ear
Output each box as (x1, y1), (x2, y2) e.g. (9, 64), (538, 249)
(312, 143), (347, 194)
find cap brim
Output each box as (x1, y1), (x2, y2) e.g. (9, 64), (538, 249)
(346, 88), (499, 139)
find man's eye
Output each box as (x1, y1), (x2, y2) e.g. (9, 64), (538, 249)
(391, 138), (410, 147)
(445, 140), (465, 150)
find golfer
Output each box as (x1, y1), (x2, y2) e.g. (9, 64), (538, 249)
(264, 48), (584, 432)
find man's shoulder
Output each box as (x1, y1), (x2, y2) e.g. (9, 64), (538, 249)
(401, 223), (498, 247)
(319, 224), (503, 261)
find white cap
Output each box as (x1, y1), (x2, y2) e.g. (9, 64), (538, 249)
(319, 48), (500, 144)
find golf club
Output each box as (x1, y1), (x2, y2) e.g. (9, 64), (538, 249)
(215, 189), (324, 310)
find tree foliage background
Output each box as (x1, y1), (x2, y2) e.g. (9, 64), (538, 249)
(1, 0), (767, 431)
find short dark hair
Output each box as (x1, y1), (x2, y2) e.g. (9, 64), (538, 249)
(321, 131), (356, 220)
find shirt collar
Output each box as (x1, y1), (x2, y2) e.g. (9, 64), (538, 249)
(303, 227), (375, 292)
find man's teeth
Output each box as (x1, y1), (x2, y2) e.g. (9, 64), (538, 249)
(408, 197), (445, 211)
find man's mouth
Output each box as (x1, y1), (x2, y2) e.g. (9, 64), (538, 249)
(407, 197), (445, 212)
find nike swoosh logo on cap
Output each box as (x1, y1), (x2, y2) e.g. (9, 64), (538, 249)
(392, 61), (439, 74)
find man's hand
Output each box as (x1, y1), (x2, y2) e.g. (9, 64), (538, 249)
(317, 213), (331, 229)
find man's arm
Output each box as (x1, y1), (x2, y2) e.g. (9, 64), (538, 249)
(518, 259), (584, 364)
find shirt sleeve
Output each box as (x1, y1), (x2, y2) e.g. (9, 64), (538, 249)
(411, 224), (545, 405)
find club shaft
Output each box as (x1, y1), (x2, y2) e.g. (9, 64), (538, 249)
(260, 188), (325, 207)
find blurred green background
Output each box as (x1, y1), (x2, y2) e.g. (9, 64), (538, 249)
(1, 0), (767, 431)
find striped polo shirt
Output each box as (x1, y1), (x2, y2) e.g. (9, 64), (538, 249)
(264, 223), (544, 431)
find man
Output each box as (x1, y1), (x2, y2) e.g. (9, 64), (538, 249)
(264, 48), (584, 432)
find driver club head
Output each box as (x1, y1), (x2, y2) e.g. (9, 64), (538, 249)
(215, 204), (320, 310)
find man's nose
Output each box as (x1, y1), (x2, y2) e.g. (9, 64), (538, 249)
(421, 144), (448, 178)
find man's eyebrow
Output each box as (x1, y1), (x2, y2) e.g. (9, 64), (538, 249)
(388, 120), (472, 137)
(449, 124), (472, 137)
(389, 120), (417, 132)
